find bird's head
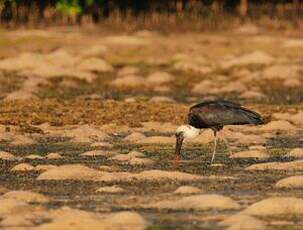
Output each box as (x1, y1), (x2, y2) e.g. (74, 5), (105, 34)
(175, 125), (200, 156)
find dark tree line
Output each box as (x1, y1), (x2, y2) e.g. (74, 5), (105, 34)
(0, 0), (302, 25)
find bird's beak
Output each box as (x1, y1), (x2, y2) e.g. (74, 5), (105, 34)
(175, 134), (184, 157)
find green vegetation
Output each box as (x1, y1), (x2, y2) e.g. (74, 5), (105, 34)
(0, 0), (302, 27)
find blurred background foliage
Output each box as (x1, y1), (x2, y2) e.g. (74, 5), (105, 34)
(0, 0), (302, 28)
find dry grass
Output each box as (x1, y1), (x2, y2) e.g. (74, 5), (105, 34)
(0, 99), (188, 127)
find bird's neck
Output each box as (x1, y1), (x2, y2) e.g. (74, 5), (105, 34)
(184, 125), (200, 139)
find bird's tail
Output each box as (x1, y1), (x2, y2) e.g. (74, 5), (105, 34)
(241, 107), (265, 125)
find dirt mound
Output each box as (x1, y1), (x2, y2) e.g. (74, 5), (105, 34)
(275, 176), (303, 188)
(110, 75), (146, 88)
(243, 197), (303, 215)
(35, 207), (148, 230)
(173, 186), (202, 194)
(81, 150), (116, 157)
(0, 151), (19, 161)
(220, 50), (274, 69)
(219, 214), (266, 229)
(287, 148), (303, 158)
(246, 160), (303, 171)
(231, 150), (269, 159)
(37, 165), (204, 182)
(11, 163), (35, 172)
(96, 186), (125, 194)
(145, 194), (240, 210)
(146, 71), (174, 84)
(136, 136), (175, 144)
(0, 49), (115, 83)
(2, 191), (49, 203)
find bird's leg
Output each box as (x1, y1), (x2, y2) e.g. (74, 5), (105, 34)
(173, 154), (181, 166)
(217, 131), (233, 156)
(211, 130), (217, 164)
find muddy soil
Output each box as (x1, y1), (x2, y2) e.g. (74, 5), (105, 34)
(0, 27), (302, 229)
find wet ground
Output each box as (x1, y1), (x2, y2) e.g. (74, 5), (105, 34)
(0, 26), (303, 229)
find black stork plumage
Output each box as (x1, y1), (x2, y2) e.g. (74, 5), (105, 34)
(175, 100), (264, 164)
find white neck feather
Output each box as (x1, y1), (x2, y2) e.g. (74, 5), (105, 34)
(177, 125), (200, 139)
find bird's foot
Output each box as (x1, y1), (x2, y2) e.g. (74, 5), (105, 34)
(173, 155), (181, 166)
(210, 158), (214, 165)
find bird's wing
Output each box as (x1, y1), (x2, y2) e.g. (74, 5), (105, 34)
(188, 101), (263, 128)
(190, 100), (241, 110)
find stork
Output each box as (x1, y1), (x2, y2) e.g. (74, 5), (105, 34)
(175, 100), (264, 164)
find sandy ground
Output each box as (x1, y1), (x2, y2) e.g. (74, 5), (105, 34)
(0, 25), (303, 229)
